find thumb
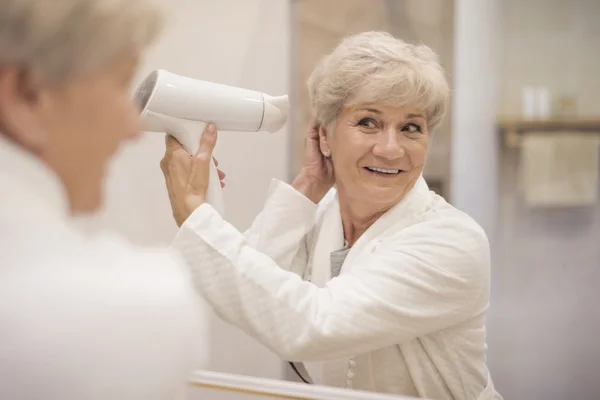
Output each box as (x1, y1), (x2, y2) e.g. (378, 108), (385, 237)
(188, 123), (217, 193)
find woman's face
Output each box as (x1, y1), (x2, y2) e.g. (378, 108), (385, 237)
(0, 55), (141, 213)
(320, 103), (429, 210)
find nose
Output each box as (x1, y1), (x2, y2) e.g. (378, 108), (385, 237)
(372, 129), (405, 160)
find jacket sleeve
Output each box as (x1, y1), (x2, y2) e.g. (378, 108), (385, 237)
(242, 179), (318, 276)
(172, 204), (490, 363)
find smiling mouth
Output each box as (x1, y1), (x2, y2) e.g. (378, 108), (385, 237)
(364, 166), (404, 176)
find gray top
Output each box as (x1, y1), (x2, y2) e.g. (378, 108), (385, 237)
(290, 242), (352, 384)
(330, 242), (351, 278)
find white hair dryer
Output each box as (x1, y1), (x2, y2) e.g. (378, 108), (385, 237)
(134, 70), (289, 216)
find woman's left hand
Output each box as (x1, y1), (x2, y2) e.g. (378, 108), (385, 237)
(160, 124), (225, 227)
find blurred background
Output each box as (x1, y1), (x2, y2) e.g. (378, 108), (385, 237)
(82, 0), (600, 398)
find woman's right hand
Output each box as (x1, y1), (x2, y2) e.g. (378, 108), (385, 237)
(292, 116), (334, 204)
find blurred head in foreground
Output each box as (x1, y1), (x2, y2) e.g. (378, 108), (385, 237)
(0, 0), (164, 213)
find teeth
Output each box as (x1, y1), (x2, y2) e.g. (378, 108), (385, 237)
(366, 167), (400, 174)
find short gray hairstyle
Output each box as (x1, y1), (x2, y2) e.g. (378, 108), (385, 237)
(0, 0), (164, 84)
(308, 31), (450, 132)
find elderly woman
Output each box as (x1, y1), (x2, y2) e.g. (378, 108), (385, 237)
(0, 1), (205, 399)
(163, 31), (501, 399)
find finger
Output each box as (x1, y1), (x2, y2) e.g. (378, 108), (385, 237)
(165, 134), (183, 152)
(165, 135), (192, 162)
(212, 156), (219, 167)
(188, 124), (217, 192)
(217, 169), (226, 180)
(162, 136), (182, 174)
(306, 117), (320, 140)
(196, 124), (217, 159)
(164, 134), (193, 172)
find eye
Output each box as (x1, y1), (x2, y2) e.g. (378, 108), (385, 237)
(401, 123), (421, 133)
(357, 118), (377, 129)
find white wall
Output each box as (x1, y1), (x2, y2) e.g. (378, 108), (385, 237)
(85, 0), (292, 393)
(497, 0), (600, 118)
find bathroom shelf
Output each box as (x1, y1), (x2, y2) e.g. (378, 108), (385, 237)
(496, 118), (600, 147)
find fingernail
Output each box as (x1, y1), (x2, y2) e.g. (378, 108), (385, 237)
(206, 124), (216, 136)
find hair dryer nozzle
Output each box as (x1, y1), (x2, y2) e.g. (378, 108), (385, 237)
(260, 94), (289, 133)
(134, 70), (159, 114)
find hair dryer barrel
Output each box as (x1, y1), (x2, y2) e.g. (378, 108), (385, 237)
(135, 70), (288, 133)
(133, 70), (289, 218)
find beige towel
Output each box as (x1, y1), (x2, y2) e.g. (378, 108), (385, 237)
(519, 132), (600, 207)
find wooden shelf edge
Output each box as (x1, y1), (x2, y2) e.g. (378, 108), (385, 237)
(496, 117), (600, 148)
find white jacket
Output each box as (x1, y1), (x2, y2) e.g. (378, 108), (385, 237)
(0, 137), (202, 400)
(173, 177), (502, 400)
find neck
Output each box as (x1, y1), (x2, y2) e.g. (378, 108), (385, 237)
(337, 195), (392, 247)
(337, 176), (423, 246)
(0, 134), (70, 216)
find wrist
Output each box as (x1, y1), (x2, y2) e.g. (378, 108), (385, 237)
(181, 196), (206, 222)
(292, 173), (330, 204)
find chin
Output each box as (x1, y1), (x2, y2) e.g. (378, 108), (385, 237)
(372, 192), (406, 207)
(364, 181), (415, 204)
(69, 186), (105, 215)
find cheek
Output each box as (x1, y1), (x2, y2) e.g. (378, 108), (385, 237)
(406, 139), (429, 166)
(56, 86), (137, 138)
(92, 89), (141, 145)
(329, 128), (370, 165)
(113, 93), (142, 139)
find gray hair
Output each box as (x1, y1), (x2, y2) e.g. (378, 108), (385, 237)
(0, 0), (164, 84)
(307, 31), (450, 132)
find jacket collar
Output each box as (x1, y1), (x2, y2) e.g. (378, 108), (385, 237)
(0, 134), (70, 217)
(309, 175), (433, 286)
(355, 175), (432, 241)
(341, 175), (433, 266)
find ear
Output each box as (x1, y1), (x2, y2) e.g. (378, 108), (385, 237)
(318, 124), (331, 157)
(0, 67), (46, 151)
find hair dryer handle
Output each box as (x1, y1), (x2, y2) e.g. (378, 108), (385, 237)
(206, 160), (226, 216)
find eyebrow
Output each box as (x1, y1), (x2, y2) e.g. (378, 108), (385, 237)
(358, 108), (382, 114)
(357, 108), (425, 119)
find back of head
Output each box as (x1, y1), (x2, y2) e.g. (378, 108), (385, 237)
(0, 0), (164, 85)
(0, 0), (166, 213)
(307, 31), (450, 132)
